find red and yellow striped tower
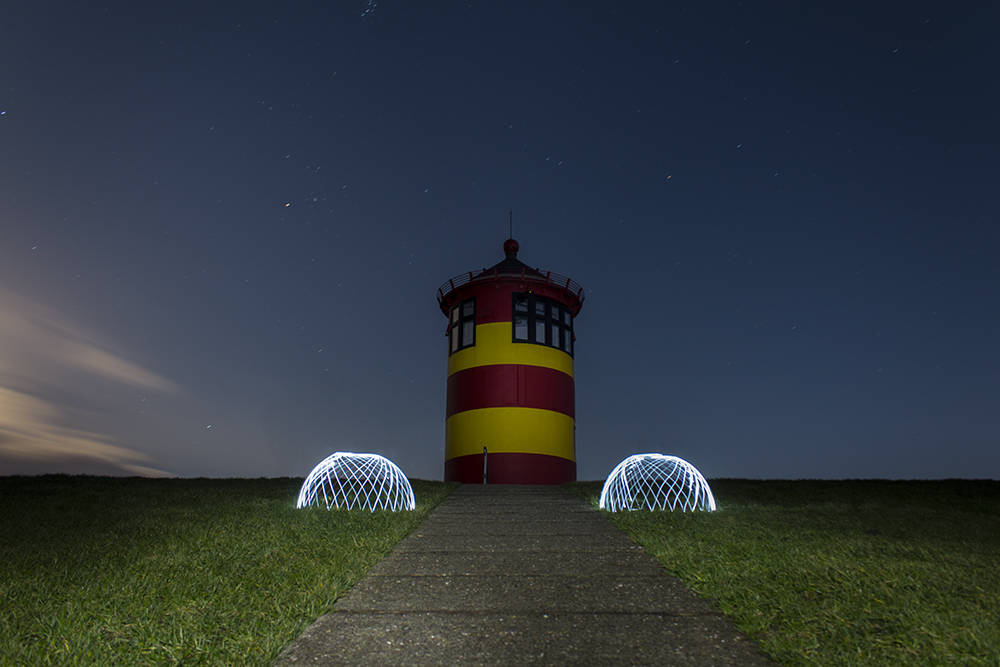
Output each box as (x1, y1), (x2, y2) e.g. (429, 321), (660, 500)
(437, 238), (585, 484)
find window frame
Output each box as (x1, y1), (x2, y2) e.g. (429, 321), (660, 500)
(448, 297), (476, 355)
(512, 292), (573, 357)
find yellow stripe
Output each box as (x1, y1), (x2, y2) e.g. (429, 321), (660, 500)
(445, 407), (575, 461)
(448, 322), (574, 377)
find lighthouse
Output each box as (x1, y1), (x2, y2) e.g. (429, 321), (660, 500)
(437, 238), (585, 484)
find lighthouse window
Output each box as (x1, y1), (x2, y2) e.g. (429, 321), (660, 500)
(462, 320), (474, 346)
(512, 293), (573, 356)
(514, 316), (528, 339)
(449, 297), (476, 355)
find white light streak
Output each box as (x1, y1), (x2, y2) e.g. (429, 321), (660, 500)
(297, 452), (415, 511)
(600, 454), (716, 512)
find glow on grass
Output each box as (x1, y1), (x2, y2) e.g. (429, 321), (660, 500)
(297, 452), (415, 511)
(600, 454), (716, 512)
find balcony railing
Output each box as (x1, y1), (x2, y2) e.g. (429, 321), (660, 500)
(437, 266), (585, 308)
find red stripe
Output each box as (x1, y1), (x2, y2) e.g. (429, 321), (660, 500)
(470, 285), (517, 324)
(446, 364), (575, 418)
(445, 452), (577, 485)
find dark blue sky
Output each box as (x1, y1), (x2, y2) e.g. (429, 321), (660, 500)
(1, 1), (997, 480)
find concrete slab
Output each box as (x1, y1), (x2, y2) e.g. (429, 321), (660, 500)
(392, 533), (640, 553)
(334, 574), (717, 614)
(275, 613), (775, 667)
(273, 486), (777, 667)
(413, 519), (622, 537)
(428, 504), (597, 516)
(425, 508), (594, 520)
(368, 550), (666, 577)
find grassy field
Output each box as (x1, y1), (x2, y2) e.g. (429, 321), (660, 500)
(567, 478), (1000, 667)
(0, 475), (457, 667)
(5, 476), (997, 666)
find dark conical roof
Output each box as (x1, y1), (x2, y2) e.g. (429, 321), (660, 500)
(486, 238), (537, 272)
(436, 237), (585, 316)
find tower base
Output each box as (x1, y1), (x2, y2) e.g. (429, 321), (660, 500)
(445, 452), (576, 485)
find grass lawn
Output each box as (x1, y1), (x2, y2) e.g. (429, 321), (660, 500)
(567, 478), (1000, 666)
(0, 475), (456, 667)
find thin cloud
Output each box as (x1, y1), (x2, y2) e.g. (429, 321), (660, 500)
(0, 287), (182, 393)
(0, 287), (181, 476)
(0, 386), (173, 477)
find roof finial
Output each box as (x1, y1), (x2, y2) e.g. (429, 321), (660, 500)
(503, 236), (519, 258)
(503, 210), (519, 258)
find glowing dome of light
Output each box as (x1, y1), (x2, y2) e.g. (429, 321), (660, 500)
(599, 454), (716, 512)
(297, 452), (415, 511)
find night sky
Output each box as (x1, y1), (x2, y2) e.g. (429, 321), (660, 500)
(2, 1), (997, 481)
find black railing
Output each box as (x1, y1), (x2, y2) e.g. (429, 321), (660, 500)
(437, 267), (585, 308)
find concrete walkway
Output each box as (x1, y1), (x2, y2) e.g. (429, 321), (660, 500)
(273, 485), (777, 666)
